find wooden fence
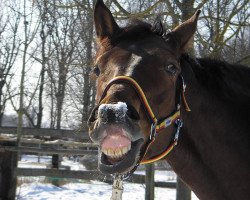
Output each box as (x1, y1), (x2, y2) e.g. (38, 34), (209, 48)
(0, 127), (177, 200)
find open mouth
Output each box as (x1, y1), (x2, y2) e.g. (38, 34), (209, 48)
(98, 126), (144, 175)
(101, 131), (131, 164)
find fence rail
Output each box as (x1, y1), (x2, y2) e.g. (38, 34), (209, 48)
(0, 126), (177, 200)
(0, 127), (89, 140)
(2, 146), (98, 155)
(16, 168), (176, 188)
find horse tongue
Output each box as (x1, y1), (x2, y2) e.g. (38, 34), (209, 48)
(101, 127), (131, 150)
(101, 133), (131, 150)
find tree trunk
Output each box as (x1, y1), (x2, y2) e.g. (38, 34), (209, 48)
(0, 81), (5, 126)
(36, 7), (47, 128)
(82, 10), (94, 126)
(55, 61), (67, 129)
(56, 95), (64, 130)
(179, 0), (196, 55)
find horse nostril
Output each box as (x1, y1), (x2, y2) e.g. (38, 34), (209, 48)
(88, 106), (99, 125)
(95, 109), (99, 119)
(99, 109), (107, 120)
(127, 104), (140, 121)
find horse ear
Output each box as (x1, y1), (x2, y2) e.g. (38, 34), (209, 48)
(171, 10), (201, 53)
(94, 0), (121, 41)
(151, 17), (165, 36)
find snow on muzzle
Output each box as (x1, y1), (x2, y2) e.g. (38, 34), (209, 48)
(98, 102), (128, 123)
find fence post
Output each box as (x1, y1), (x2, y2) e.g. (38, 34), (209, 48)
(51, 144), (61, 186)
(0, 151), (17, 200)
(176, 176), (191, 200)
(145, 163), (154, 200)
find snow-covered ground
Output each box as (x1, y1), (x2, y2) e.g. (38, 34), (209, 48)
(17, 181), (179, 200)
(17, 155), (199, 200)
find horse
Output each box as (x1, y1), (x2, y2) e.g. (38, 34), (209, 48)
(88, 0), (250, 199)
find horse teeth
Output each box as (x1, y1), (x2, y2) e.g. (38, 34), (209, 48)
(108, 148), (113, 156)
(122, 147), (128, 155)
(103, 149), (108, 155)
(115, 149), (122, 157)
(102, 145), (131, 159)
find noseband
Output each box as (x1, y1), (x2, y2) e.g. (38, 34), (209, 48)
(98, 75), (190, 166)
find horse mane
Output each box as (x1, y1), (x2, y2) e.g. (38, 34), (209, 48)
(110, 20), (161, 46)
(181, 54), (250, 105)
(96, 20), (153, 55)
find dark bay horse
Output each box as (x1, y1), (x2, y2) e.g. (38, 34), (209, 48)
(88, 0), (250, 199)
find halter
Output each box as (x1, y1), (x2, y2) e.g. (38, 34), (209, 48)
(99, 75), (190, 165)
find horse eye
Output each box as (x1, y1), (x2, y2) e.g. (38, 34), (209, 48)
(165, 64), (177, 75)
(93, 65), (100, 76)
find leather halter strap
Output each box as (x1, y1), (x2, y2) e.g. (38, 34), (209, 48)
(99, 76), (189, 165)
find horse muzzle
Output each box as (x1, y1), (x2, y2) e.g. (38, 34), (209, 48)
(88, 102), (144, 175)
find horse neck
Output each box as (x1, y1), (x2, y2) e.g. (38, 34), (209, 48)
(166, 56), (250, 200)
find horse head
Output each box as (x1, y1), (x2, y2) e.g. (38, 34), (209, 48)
(88, 0), (200, 176)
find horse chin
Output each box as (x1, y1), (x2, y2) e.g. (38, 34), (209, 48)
(98, 138), (144, 175)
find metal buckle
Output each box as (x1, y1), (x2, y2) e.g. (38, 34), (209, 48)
(181, 75), (186, 92)
(150, 122), (157, 141)
(174, 119), (183, 143)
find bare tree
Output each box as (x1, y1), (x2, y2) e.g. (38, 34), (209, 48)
(221, 6), (250, 65)
(42, 0), (83, 173)
(47, 0), (81, 130)
(14, 0), (40, 142)
(66, 1), (96, 128)
(197, 0), (250, 59)
(0, 0), (22, 125)
(28, 0), (54, 128)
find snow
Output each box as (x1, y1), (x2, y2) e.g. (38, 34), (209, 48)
(61, 157), (86, 171)
(18, 155), (51, 169)
(17, 181), (177, 200)
(135, 170), (176, 182)
(17, 155), (199, 200)
(98, 102), (128, 121)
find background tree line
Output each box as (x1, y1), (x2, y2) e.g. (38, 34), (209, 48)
(0, 0), (249, 132)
